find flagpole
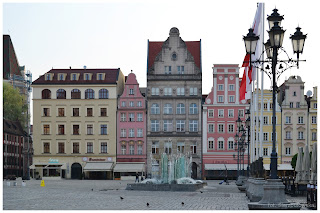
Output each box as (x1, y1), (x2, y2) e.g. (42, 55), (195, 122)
(259, 3), (265, 159)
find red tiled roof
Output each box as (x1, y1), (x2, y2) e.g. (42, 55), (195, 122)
(32, 68), (120, 85)
(148, 41), (201, 70)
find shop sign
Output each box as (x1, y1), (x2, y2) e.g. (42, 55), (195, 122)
(48, 158), (59, 163)
(88, 158), (107, 162)
(108, 157), (112, 162)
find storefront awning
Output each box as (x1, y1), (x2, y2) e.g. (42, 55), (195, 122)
(30, 163), (65, 169)
(83, 162), (113, 171)
(263, 164), (293, 171)
(113, 163), (145, 172)
(205, 164), (248, 170)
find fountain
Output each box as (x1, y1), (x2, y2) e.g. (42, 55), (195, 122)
(126, 153), (206, 191)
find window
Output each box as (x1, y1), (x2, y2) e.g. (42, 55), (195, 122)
(57, 89), (66, 99)
(264, 103), (268, 110)
(151, 120), (160, 132)
(73, 142), (79, 153)
(100, 108), (107, 117)
(293, 91), (296, 96)
(121, 129), (126, 137)
(120, 113), (126, 122)
(164, 88), (172, 96)
(58, 142), (65, 154)
(137, 144), (142, 155)
(137, 113), (143, 121)
(164, 103), (173, 114)
(151, 103), (160, 114)
(229, 96), (235, 103)
(285, 147), (291, 155)
(218, 124), (224, 133)
(71, 89), (81, 99)
(208, 110), (214, 117)
(98, 74), (103, 80)
(42, 89), (51, 99)
(177, 66), (184, 74)
(218, 85), (223, 91)
(238, 109), (244, 117)
(43, 108), (50, 116)
(152, 88), (159, 96)
(87, 142), (93, 153)
(101, 125), (107, 135)
(121, 145), (126, 155)
(43, 125), (50, 135)
(314, 103), (317, 109)
(228, 124), (234, 133)
(129, 145), (135, 155)
(272, 132), (277, 141)
(87, 108), (93, 117)
(312, 116), (317, 124)
(177, 88), (185, 96)
(189, 120), (198, 132)
(312, 132), (317, 141)
(164, 141), (172, 154)
(190, 88), (197, 96)
(85, 73), (90, 80)
(58, 125), (65, 135)
(208, 124), (214, 133)
(72, 74), (77, 80)
(189, 103), (198, 114)
(46, 74), (51, 80)
(228, 141), (234, 150)
(296, 102), (300, 108)
(298, 131), (304, 139)
(176, 103), (185, 114)
(176, 120), (185, 132)
(85, 89), (95, 99)
(101, 143), (108, 153)
(218, 140), (224, 150)
(99, 89), (108, 99)
(129, 89), (134, 95)
(43, 142), (50, 153)
(129, 101), (134, 107)
(163, 120), (173, 132)
(152, 142), (159, 154)
(218, 96), (223, 102)
(137, 129), (143, 137)
(137, 101), (142, 107)
(290, 102), (294, 108)
(190, 143), (197, 154)
(263, 133), (268, 141)
(129, 113), (135, 122)
(263, 148), (268, 156)
(87, 124), (93, 135)
(286, 131), (292, 139)
(229, 84), (234, 91)
(286, 116), (291, 124)
(208, 140), (214, 149)
(73, 125), (80, 135)
(218, 109), (224, 117)
(58, 108), (65, 117)
(263, 116), (268, 125)
(228, 109), (234, 117)
(165, 66), (172, 74)
(129, 129), (135, 137)
(177, 142), (185, 153)
(298, 116), (304, 124)
(121, 101), (126, 107)
(73, 108), (80, 117)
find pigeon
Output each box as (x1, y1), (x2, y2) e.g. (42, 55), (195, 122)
(181, 202), (184, 205)
(91, 189), (93, 191)
(200, 191), (203, 193)
(147, 203), (149, 207)
(120, 196), (124, 200)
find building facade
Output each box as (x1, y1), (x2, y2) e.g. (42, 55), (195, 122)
(115, 72), (147, 180)
(146, 27), (202, 179)
(202, 64), (248, 179)
(31, 68), (124, 180)
(309, 86), (317, 149)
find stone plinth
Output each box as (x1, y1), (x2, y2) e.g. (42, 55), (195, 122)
(250, 178), (265, 202)
(246, 178), (254, 198)
(236, 175), (246, 186)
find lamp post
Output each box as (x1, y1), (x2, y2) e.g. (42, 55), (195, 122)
(244, 8), (306, 210)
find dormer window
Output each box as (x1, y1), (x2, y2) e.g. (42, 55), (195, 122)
(129, 89), (134, 95)
(85, 73), (90, 80)
(97, 73), (104, 80)
(72, 74), (77, 80)
(45, 74), (52, 81)
(59, 74), (64, 81)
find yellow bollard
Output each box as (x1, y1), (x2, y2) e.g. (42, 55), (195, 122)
(40, 180), (45, 187)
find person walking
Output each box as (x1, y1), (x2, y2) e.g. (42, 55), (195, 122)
(135, 173), (139, 183)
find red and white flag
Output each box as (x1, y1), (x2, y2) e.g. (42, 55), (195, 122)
(240, 3), (264, 101)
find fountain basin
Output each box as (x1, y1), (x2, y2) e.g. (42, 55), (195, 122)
(126, 182), (207, 191)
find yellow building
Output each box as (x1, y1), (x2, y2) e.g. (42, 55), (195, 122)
(31, 68), (124, 180)
(309, 87), (317, 149)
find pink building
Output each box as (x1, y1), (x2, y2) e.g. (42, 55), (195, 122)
(202, 64), (249, 179)
(114, 72), (147, 180)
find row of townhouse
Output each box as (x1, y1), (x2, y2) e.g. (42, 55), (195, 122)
(31, 28), (317, 180)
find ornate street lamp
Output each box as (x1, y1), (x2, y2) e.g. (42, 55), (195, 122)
(268, 22), (285, 48)
(267, 8), (284, 29)
(243, 28), (259, 68)
(290, 27), (307, 68)
(264, 39), (273, 59)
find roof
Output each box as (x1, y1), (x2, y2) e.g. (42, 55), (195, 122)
(32, 68), (121, 85)
(3, 119), (26, 136)
(3, 35), (22, 80)
(147, 41), (201, 70)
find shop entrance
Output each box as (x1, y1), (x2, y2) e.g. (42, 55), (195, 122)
(191, 162), (197, 179)
(71, 163), (82, 179)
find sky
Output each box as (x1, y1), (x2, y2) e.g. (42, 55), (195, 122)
(2, 0), (320, 124)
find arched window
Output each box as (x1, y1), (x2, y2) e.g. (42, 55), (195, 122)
(151, 103), (160, 114)
(189, 103), (198, 114)
(176, 103), (185, 114)
(164, 103), (173, 114)
(71, 89), (81, 99)
(85, 89), (95, 99)
(42, 89), (51, 99)
(99, 89), (109, 99)
(56, 89), (66, 99)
